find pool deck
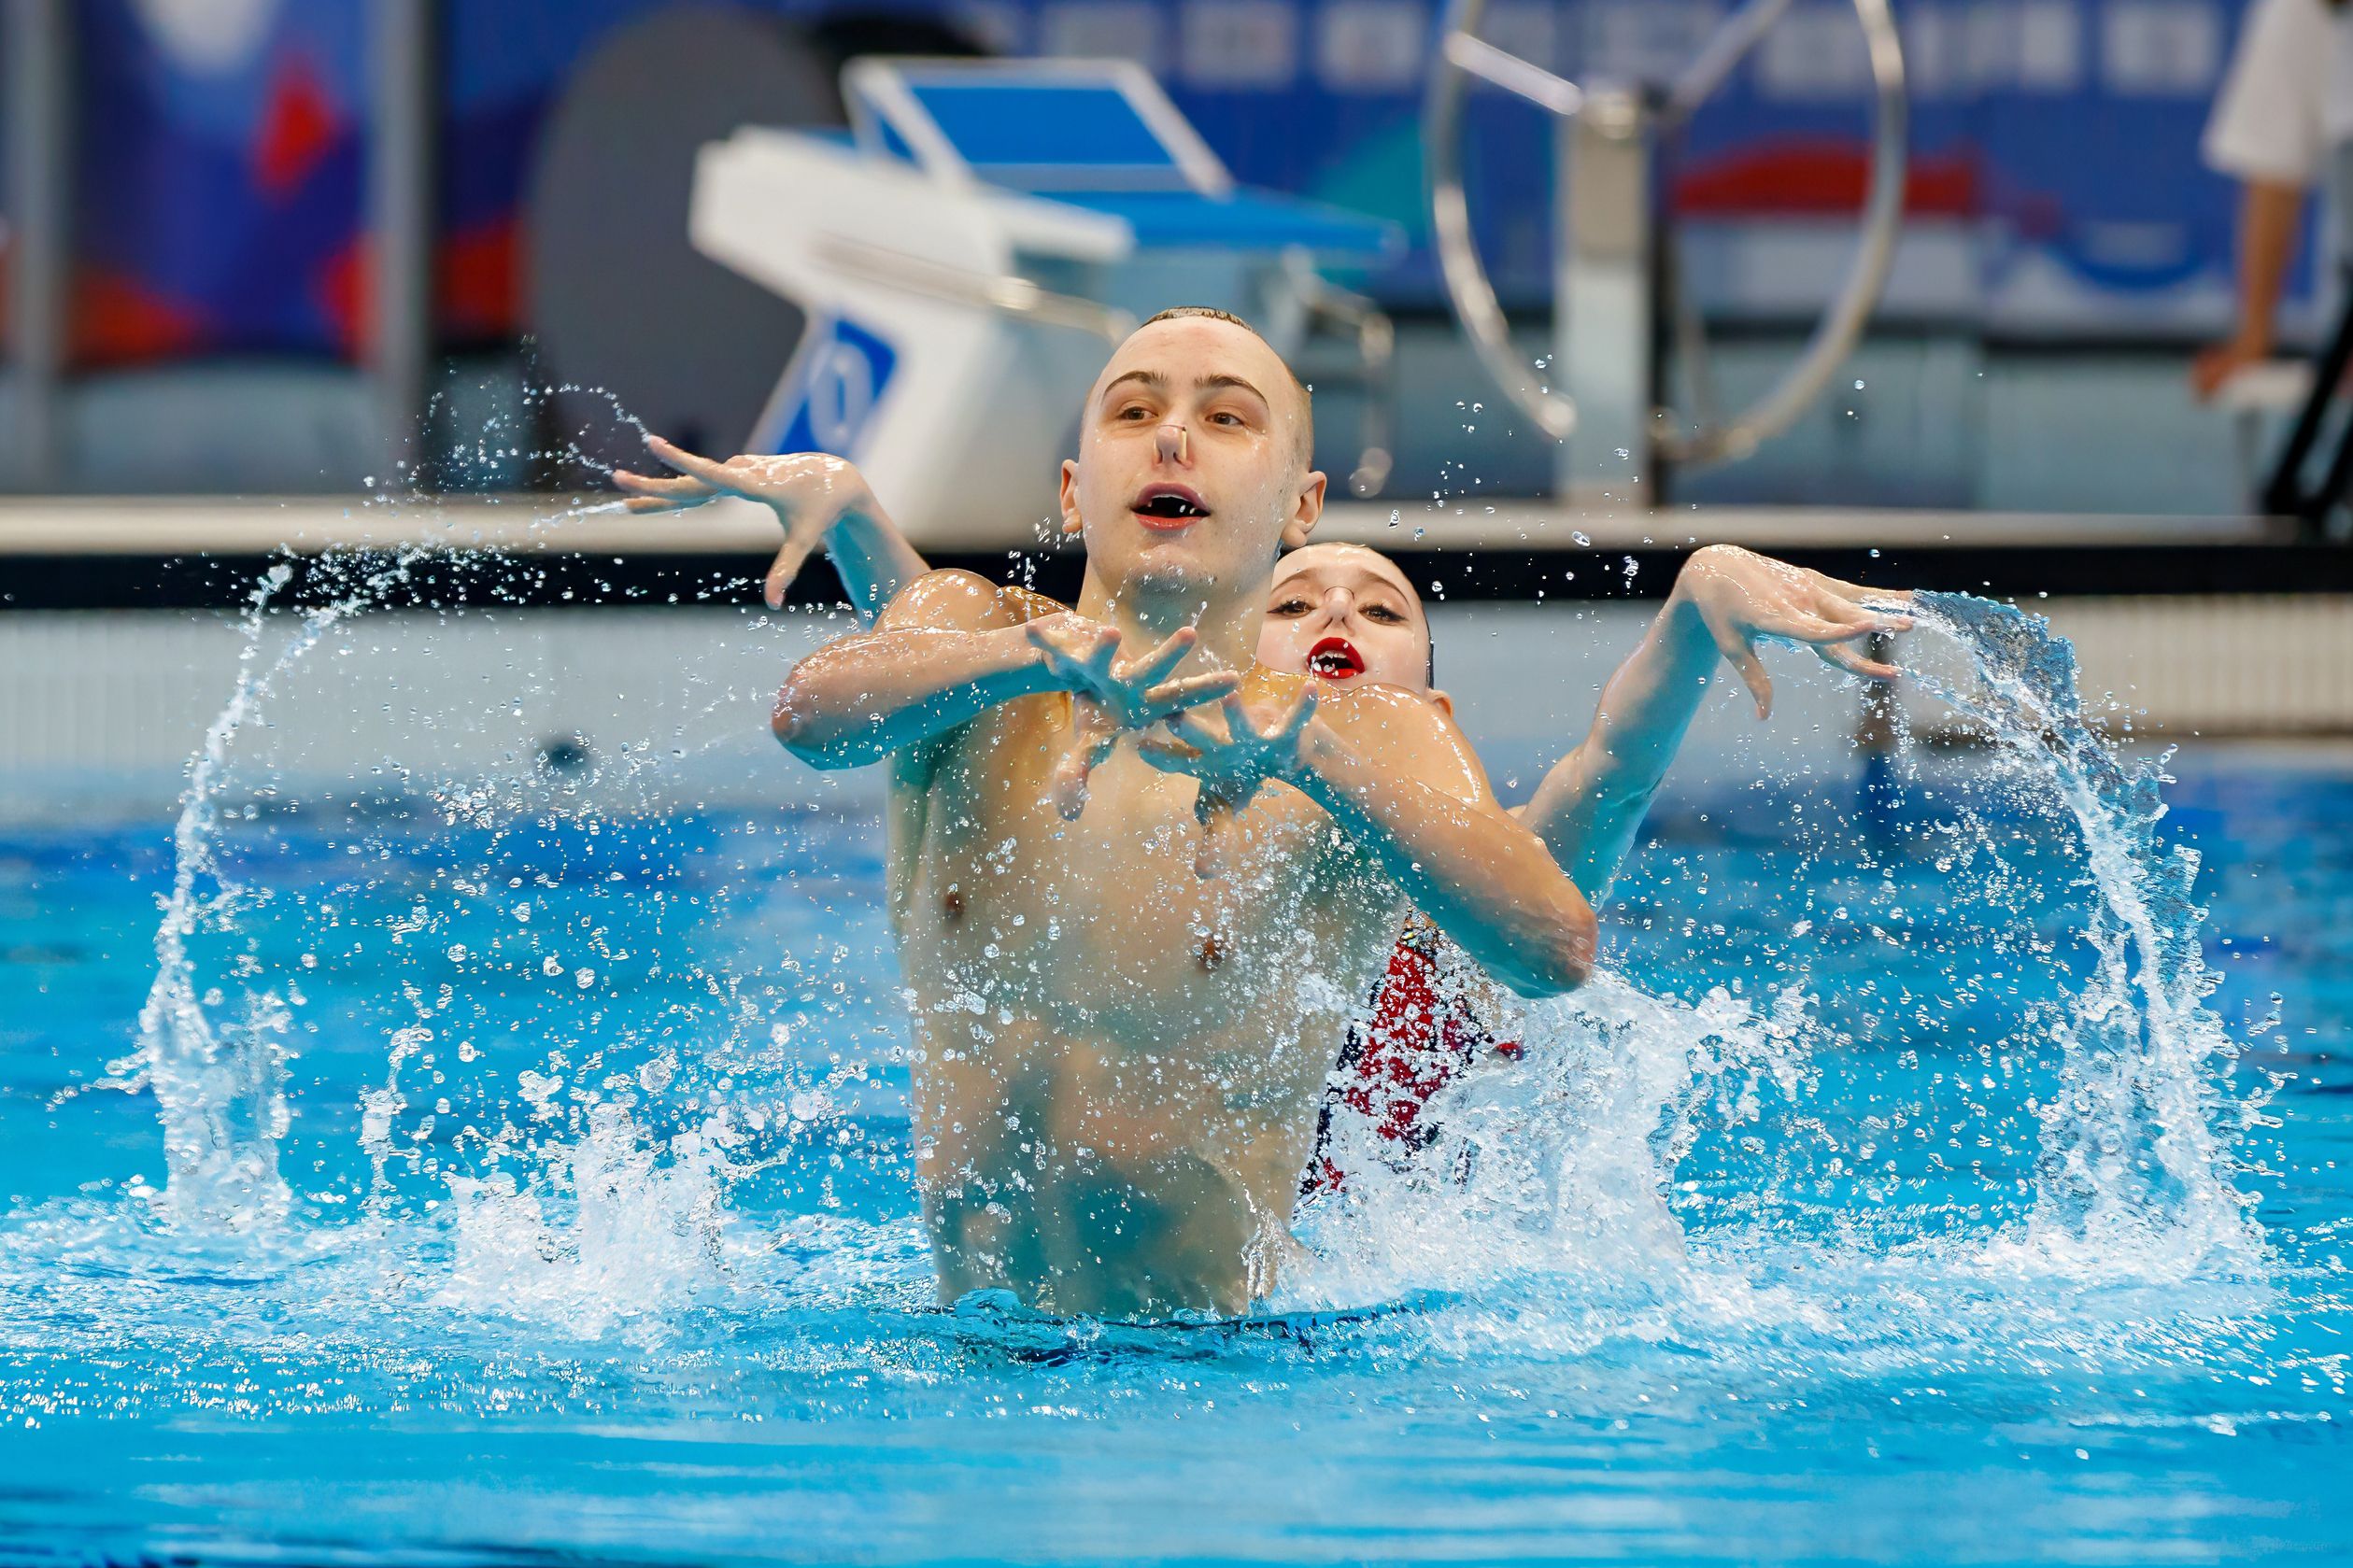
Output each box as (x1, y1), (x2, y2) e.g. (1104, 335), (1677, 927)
(0, 495), (2342, 607)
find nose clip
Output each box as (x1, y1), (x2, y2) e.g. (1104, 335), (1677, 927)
(1158, 423), (1190, 463)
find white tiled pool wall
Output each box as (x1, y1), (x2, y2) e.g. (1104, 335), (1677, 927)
(2, 597), (2350, 819)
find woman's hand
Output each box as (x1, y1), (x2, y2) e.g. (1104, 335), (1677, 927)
(1673, 544), (1913, 719)
(613, 436), (875, 609)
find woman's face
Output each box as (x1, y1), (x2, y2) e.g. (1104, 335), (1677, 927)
(1256, 544), (1433, 694)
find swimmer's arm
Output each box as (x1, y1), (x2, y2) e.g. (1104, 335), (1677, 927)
(772, 572), (1233, 770)
(824, 505), (933, 627)
(1521, 544), (1910, 900)
(1299, 689), (1596, 999)
(1516, 592), (1721, 902)
(771, 572), (1067, 769)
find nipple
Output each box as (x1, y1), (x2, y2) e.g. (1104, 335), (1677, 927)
(943, 887), (965, 923)
(1198, 931), (1225, 971)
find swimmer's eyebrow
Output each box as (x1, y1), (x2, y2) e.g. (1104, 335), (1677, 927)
(1100, 369), (1168, 405)
(1194, 373), (1269, 407)
(1099, 369), (1271, 410)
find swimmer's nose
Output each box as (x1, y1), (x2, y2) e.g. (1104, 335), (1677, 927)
(1155, 422), (1191, 465)
(1317, 585), (1354, 623)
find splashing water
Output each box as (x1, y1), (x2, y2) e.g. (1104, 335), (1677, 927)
(1906, 592), (2261, 1278)
(110, 564), (345, 1229)
(105, 559), (2267, 1319)
(1295, 592), (2265, 1334)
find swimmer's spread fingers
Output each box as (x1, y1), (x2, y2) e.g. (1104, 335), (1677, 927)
(1812, 641), (1901, 682)
(1133, 722), (1254, 880)
(1139, 670), (1241, 720)
(1814, 576), (1917, 629)
(1819, 573), (1916, 605)
(1817, 593), (1915, 635)
(1044, 700), (1121, 820)
(1710, 629), (1777, 721)
(1266, 684), (1320, 745)
(612, 467), (710, 497)
(1026, 616), (1123, 684)
(1765, 612), (1881, 645)
(1133, 734), (1202, 770)
(1115, 627), (1199, 691)
(1031, 621), (1236, 727)
(762, 536), (821, 611)
(644, 433), (743, 489)
(612, 469), (716, 512)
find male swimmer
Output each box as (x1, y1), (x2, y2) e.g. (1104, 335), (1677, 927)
(617, 315), (1909, 1197)
(623, 308), (1599, 1320)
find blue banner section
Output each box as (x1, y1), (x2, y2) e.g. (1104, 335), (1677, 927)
(43, 0), (2288, 360)
(762, 316), (900, 457)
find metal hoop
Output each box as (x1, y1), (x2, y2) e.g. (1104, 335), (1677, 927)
(1424, 0), (1907, 469)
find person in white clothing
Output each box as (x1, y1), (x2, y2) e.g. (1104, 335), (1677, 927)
(2194, 0), (2353, 398)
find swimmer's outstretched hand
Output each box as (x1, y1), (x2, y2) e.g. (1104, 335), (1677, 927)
(612, 437), (875, 610)
(1136, 685), (1321, 879)
(1024, 617), (1241, 819)
(1674, 544), (1915, 720)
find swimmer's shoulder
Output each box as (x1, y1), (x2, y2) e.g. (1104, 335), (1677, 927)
(1311, 677), (1495, 806)
(872, 572), (1070, 796)
(875, 569), (1069, 633)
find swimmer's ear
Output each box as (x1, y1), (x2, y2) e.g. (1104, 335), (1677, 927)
(1057, 459), (1084, 537)
(1280, 469), (1327, 550)
(1427, 688), (1454, 719)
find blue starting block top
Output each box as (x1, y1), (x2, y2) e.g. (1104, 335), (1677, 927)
(844, 58), (1400, 264)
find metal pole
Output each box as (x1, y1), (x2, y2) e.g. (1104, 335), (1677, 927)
(1557, 86), (1650, 505)
(7, 0), (72, 490)
(370, 0), (433, 483)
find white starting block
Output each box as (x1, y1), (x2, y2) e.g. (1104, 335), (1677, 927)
(689, 58), (1403, 546)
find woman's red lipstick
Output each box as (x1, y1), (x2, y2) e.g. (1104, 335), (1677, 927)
(1306, 637), (1366, 679)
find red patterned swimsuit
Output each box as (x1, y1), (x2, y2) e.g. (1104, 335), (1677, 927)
(1302, 915), (1520, 1194)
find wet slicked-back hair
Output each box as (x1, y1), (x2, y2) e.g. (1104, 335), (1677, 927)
(1126, 306), (1316, 468)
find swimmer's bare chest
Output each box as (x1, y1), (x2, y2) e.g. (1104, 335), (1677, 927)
(873, 693), (1402, 1315)
(889, 695), (1383, 1039)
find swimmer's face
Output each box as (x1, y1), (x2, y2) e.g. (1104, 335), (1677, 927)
(1259, 544), (1442, 706)
(1059, 317), (1325, 600)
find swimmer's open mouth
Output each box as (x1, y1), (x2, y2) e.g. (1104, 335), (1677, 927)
(1306, 637), (1365, 680)
(1131, 484), (1212, 530)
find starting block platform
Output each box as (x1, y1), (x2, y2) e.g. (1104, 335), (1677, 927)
(690, 57), (1403, 545)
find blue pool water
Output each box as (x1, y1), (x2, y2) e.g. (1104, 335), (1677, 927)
(1, 594), (2347, 1564)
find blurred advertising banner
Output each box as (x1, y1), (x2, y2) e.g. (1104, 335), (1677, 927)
(34, 0), (2290, 367)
